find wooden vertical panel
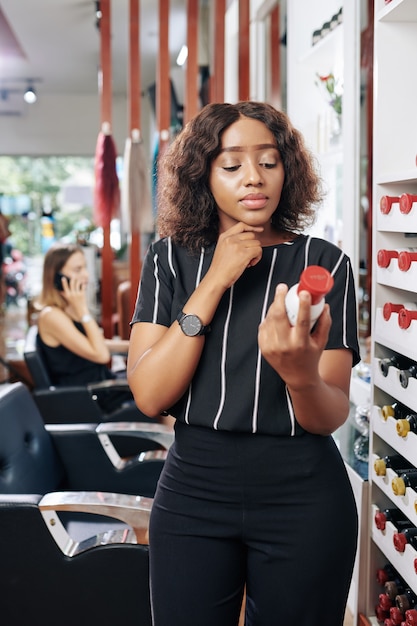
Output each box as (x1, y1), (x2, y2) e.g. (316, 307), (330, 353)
(129, 0), (141, 129)
(211, 0), (225, 103)
(100, 0), (112, 125)
(363, 0), (373, 336)
(157, 0), (171, 156)
(238, 0), (250, 101)
(184, 0), (199, 123)
(129, 0), (141, 314)
(269, 4), (281, 109)
(99, 0), (113, 338)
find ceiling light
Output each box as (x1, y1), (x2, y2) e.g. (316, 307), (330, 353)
(95, 1), (102, 29)
(176, 45), (188, 67)
(23, 85), (37, 104)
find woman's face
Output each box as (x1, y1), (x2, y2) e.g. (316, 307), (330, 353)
(209, 116), (285, 234)
(60, 251), (89, 287)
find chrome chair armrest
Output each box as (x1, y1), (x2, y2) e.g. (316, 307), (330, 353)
(96, 421), (175, 450)
(45, 423), (98, 434)
(45, 422), (167, 493)
(39, 490), (152, 554)
(87, 379), (130, 392)
(96, 420), (170, 469)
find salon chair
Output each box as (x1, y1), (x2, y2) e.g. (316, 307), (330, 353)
(0, 382), (174, 625)
(23, 324), (156, 427)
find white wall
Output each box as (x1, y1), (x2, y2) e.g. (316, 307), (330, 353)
(0, 89), (156, 159)
(286, 0), (361, 269)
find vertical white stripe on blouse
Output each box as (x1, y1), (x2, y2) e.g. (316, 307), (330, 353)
(213, 286), (234, 430)
(252, 248), (278, 433)
(152, 253), (160, 324)
(342, 259), (350, 349)
(167, 237), (177, 278)
(184, 247), (206, 424)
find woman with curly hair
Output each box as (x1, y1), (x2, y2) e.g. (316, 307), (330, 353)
(36, 242), (131, 413)
(128, 101), (360, 626)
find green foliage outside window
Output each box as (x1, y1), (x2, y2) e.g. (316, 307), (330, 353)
(0, 156), (95, 256)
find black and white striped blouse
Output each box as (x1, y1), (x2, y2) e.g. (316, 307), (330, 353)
(131, 234), (361, 436)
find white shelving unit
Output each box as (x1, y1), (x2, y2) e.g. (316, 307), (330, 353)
(286, 3), (368, 623)
(367, 0), (417, 622)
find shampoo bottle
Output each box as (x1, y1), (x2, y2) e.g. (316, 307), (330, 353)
(285, 265), (334, 329)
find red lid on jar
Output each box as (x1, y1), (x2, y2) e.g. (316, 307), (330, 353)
(379, 593), (393, 611)
(405, 608), (417, 625)
(393, 531), (408, 552)
(377, 568), (392, 586)
(378, 249), (399, 268)
(383, 302), (403, 321)
(398, 251), (413, 272)
(400, 193), (414, 214)
(375, 605), (389, 620)
(399, 308), (413, 330)
(375, 511), (388, 531)
(389, 605), (404, 624)
(380, 195), (399, 215)
(297, 265), (334, 304)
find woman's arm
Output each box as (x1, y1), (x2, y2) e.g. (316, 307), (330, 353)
(258, 284), (353, 435)
(38, 306), (111, 364)
(127, 263), (229, 417)
(286, 347), (352, 435)
(127, 223), (264, 417)
(127, 321), (205, 417)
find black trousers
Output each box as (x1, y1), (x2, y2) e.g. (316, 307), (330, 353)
(149, 421), (358, 626)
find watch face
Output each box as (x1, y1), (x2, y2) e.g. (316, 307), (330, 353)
(181, 314), (203, 336)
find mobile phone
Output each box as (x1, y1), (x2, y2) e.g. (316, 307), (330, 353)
(54, 272), (69, 291)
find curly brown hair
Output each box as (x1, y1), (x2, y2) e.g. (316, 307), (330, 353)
(157, 101), (324, 253)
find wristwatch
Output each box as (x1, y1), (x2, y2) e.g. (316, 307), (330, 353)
(177, 311), (211, 337)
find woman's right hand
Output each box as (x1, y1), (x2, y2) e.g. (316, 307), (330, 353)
(128, 222), (264, 417)
(60, 275), (90, 320)
(207, 222), (264, 289)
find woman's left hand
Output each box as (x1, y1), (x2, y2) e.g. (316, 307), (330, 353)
(258, 283), (331, 389)
(259, 283), (353, 435)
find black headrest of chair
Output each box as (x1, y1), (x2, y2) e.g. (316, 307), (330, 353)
(0, 382), (65, 494)
(24, 325), (53, 390)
